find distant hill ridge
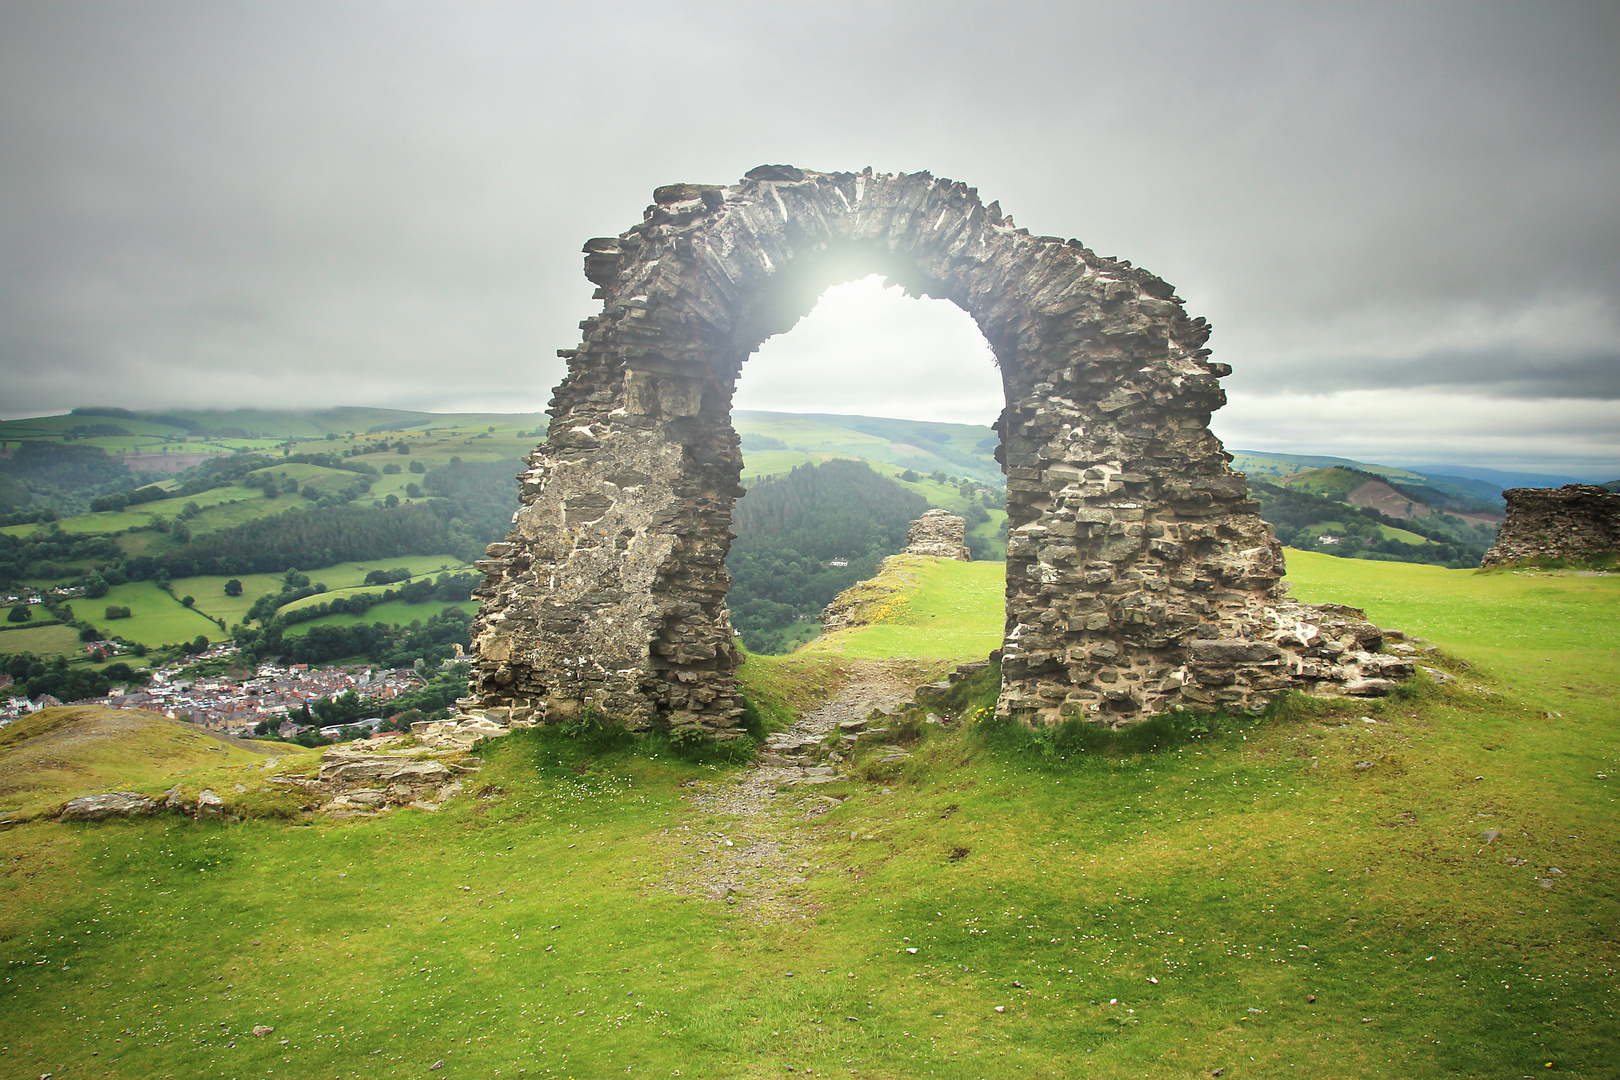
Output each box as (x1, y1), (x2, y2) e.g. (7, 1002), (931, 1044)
(4, 407), (1604, 504)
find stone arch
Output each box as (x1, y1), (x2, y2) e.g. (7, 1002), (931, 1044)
(467, 166), (1381, 737)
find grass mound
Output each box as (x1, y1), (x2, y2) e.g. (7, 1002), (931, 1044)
(803, 555), (1005, 660)
(0, 705), (307, 822)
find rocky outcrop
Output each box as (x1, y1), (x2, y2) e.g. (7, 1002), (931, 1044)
(820, 554), (921, 633)
(1481, 485), (1620, 567)
(269, 738), (482, 817)
(467, 165), (1401, 732)
(59, 792), (156, 821)
(904, 509), (971, 560)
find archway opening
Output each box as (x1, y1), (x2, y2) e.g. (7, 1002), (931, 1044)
(724, 274), (1009, 656)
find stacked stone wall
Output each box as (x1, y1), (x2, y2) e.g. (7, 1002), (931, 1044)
(905, 509), (971, 560)
(1481, 485), (1620, 567)
(466, 165), (1411, 736)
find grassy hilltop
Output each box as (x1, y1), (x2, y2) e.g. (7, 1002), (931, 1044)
(1, 551), (1616, 1078)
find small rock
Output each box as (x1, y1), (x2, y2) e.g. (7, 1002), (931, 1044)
(430, 1061), (445, 1070)
(993, 1005), (1006, 1013)
(1307, 994), (1316, 1003)
(1477, 829), (1501, 844)
(196, 789), (225, 818)
(251, 1025), (273, 1037)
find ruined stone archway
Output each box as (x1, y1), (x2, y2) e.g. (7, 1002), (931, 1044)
(466, 166), (1398, 737)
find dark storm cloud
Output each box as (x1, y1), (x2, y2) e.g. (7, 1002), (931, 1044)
(1, 0), (1617, 470)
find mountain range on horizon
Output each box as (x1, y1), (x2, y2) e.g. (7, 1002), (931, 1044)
(1, 405), (1615, 496)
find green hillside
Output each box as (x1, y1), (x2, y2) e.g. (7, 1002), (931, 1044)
(737, 410), (1003, 487)
(1, 553), (1616, 1077)
(0, 704), (300, 821)
(1249, 469), (1497, 568)
(801, 555), (1006, 660)
(0, 404), (1560, 681)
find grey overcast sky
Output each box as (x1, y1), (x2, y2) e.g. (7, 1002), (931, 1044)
(2, 1), (1617, 476)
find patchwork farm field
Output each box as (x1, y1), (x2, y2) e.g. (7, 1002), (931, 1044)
(0, 621), (82, 657)
(173, 555), (474, 627)
(279, 597), (481, 636)
(92, 581), (226, 647)
(4, 552), (1613, 1077)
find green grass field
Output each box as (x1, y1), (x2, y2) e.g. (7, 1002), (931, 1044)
(801, 556), (1006, 660)
(1, 551), (1617, 1077)
(0, 620), (82, 657)
(91, 581), (226, 646)
(0, 482), (261, 539)
(1306, 520), (1432, 547)
(1283, 549), (1619, 704)
(0, 706), (305, 821)
(279, 597), (480, 635)
(173, 555), (472, 627)
(1, 557), (475, 658)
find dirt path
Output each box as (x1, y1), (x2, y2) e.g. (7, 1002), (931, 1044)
(657, 671), (914, 922)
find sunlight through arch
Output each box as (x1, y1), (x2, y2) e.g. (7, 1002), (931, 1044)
(735, 274), (1004, 426)
(725, 273), (1010, 656)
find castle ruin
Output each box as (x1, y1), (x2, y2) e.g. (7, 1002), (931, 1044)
(1481, 485), (1620, 567)
(465, 166), (1408, 737)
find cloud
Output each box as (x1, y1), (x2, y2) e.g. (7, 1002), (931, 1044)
(0, 1), (1615, 474)
(735, 277), (1003, 425)
(1211, 388), (1620, 477)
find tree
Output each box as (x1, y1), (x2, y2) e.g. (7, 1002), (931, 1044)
(405, 483), (422, 499)
(104, 605), (132, 619)
(384, 494), (399, 508)
(408, 460), (426, 474)
(900, 469), (919, 483)
(224, 578), (243, 597)
(181, 595), (195, 608)
(83, 572), (109, 598)
(7, 603), (29, 623)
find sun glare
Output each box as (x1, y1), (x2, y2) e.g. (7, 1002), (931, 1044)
(733, 274), (1003, 425)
